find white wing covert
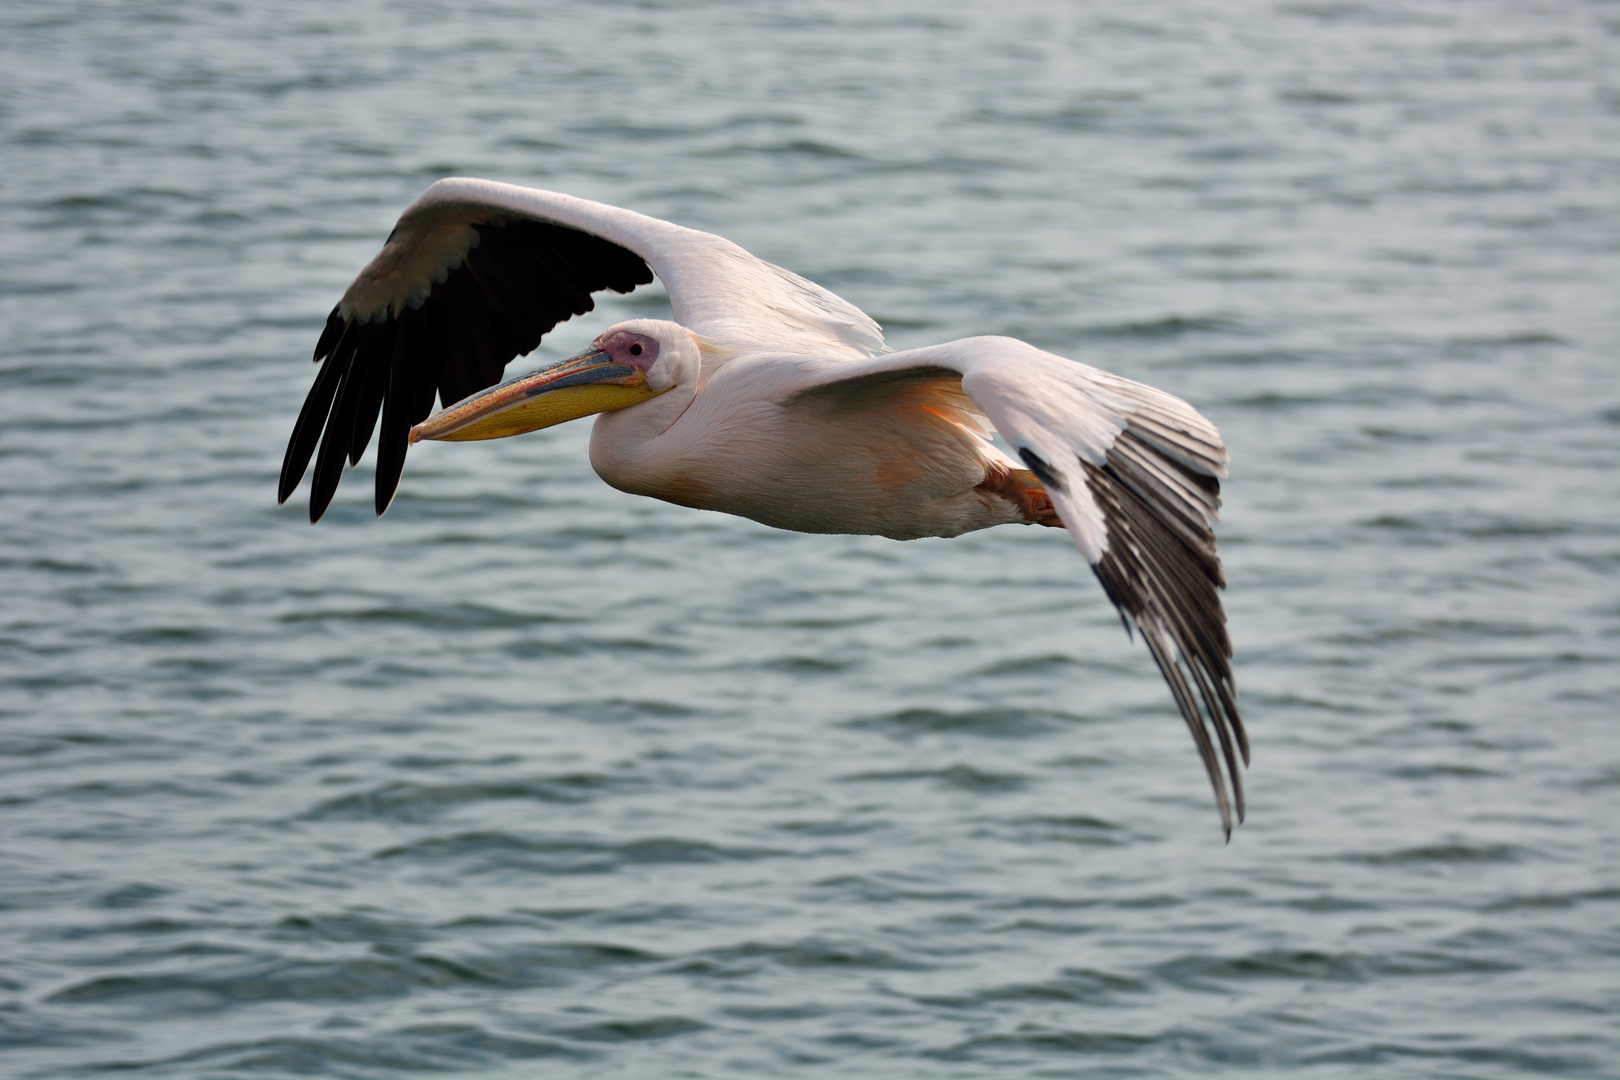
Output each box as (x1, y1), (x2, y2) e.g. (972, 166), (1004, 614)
(799, 337), (1248, 835)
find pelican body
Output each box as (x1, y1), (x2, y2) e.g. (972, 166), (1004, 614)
(280, 180), (1248, 835)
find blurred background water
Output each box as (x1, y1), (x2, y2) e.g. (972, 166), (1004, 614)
(3, 1), (1618, 1076)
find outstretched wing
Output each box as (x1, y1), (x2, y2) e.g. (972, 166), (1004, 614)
(793, 337), (1246, 836)
(281, 179), (886, 521)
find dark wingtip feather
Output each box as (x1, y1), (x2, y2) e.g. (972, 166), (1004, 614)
(373, 354), (411, 517)
(373, 391), (412, 517)
(348, 314), (403, 466)
(308, 434), (344, 523)
(285, 217), (654, 523)
(374, 305), (439, 517)
(279, 340), (348, 505)
(308, 361), (356, 524)
(312, 307), (345, 361)
(1081, 430), (1245, 839)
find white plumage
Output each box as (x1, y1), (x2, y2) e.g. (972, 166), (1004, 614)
(281, 179), (1247, 836)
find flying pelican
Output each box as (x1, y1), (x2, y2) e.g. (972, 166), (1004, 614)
(279, 179), (1247, 836)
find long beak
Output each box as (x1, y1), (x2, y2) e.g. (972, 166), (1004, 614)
(410, 348), (660, 443)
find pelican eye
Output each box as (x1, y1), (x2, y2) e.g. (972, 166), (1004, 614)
(629, 343), (643, 356)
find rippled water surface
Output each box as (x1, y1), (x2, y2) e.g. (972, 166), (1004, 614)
(4, 2), (1618, 1076)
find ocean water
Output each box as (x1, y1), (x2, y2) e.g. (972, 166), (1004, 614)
(2, 1), (1617, 1076)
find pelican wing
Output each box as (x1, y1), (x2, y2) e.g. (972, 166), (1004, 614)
(281, 179), (885, 520)
(791, 338), (1246, 835)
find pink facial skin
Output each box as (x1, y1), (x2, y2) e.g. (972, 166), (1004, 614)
(596, 330), (660, 371)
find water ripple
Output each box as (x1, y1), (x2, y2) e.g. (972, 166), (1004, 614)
(2, 1), (1616, 1077)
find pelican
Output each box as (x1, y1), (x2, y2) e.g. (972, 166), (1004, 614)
(279, 179), (1248, 836)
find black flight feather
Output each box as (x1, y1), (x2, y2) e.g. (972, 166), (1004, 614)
(1082, 426), (1246, 838)
(280, 217), (654, 518)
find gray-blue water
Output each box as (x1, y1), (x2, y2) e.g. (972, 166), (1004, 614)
(3, 2), (1618, 1076)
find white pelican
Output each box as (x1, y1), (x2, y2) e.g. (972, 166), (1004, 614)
(279, 179), (1247, 836)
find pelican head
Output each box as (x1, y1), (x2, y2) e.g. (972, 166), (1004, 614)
(409, 319), (700, 443)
